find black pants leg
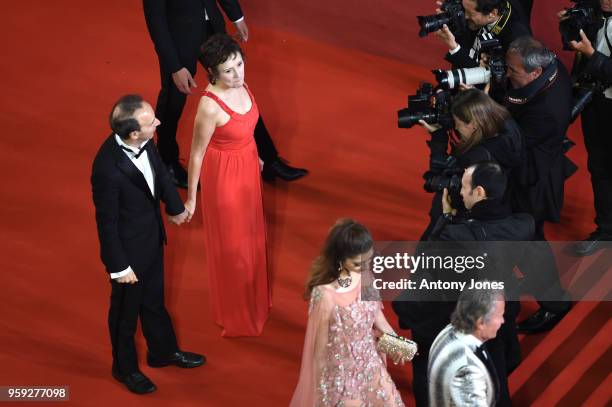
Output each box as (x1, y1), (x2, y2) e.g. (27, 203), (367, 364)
(254, 115), (278, 163)
(519, 241), (571, 314)
(108, 251), (178, 374)
(485, 300), (520, 407)
(140, 251), (178, 358)
(109, 279), (143, 375)
(154, 64), (193, 165)
(411, 334), (433, 407)
(582, 95), (612, 234)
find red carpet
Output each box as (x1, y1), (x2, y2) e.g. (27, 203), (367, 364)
(0, 1), (609, 406)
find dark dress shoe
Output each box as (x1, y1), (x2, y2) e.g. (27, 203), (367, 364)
(262, 157), (308, 182)
(517, 308), (569, 334)
(112, 370), (157, 394)
(166, 161), (188, 189)
(573, 230), (612, 256)
(147, 351), (205, 368)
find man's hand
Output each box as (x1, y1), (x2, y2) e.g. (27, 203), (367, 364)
(184, 199), (196, 223)
(442, 188), (457, 215)
(116, 270), (138, 284)
(557, 10), (568, 21)
(434, 24), (459, 51)
(419, 119), (442, 133)
(168, 208), (189, 225)
(569, 29), (595, 58)
(172, 67), (197, 94)
(234, 20), (249, 42)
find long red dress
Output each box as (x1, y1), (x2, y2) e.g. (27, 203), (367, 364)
(199, 85), (271, 337)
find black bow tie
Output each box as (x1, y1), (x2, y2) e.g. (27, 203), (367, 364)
(121, 145), (146, 159)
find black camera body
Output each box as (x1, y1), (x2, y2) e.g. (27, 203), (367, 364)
(478, 34), (506, 84)
(570, 80), (608, 123)
(418, 0), (467, 38)
(559, 0), (598, 50)
(398, 83), (454, 129)
(424, 168), (463, 194)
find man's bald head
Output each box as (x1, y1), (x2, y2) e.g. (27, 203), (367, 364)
(109, 94), (144, 139)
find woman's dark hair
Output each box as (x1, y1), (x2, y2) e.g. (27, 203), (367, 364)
(304, 219), (373, 299)
(198, 34), (244, 84)
(109, 94), (143, 139)
(451, 88), (510, 154)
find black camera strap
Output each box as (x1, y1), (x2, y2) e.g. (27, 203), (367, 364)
(490, 1), (511, 36)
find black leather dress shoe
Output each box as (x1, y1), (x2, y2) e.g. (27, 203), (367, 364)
(517, 308), (569, 334)
(147, 351), (205, 368)
(112, 370), (157, 394)
(573, 230), (612, 256)
(262, 157), (308, 182)
(166, 161), (188, 189)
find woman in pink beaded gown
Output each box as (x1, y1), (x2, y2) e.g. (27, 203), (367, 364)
(290, 219), (405, 406)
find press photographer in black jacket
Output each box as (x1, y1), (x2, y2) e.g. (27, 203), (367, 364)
(419, 88), (525, 240)
(433, 0), (531, 69)
(562, 0), (612, 255)
(394, 161), (534, 406)
(501, 36), (577, 238)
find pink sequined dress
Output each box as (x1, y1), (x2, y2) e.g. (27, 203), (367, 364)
(290, 279), (405, 406)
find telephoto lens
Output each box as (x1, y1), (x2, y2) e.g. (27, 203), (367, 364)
(433, 67), (491, 90)
(418, 14), (452, 37)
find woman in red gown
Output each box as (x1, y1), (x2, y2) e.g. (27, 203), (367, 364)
(184, 34), (270, 337)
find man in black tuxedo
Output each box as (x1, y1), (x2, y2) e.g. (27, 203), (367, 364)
(92, 95), (204, 394)
(143, 0), (308, 188)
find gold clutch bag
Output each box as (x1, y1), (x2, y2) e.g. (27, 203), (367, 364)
(377, 333), (418, 364)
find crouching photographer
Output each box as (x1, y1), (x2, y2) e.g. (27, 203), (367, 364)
(393, 162), (533, 406)
(560, 0), (612, 255)
(416, 88), (525, 240)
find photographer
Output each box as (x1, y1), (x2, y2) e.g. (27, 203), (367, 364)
(434, 0), (531, 69)
(394, 162), (533, 407)
(500, 36), (575, 333)
(420, 88), (524, 240)
(563, 0), (612, 255)
(501, 36), (576, 237)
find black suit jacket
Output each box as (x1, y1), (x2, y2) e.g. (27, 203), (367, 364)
(143, 0), (243, 74)
(446, 0), (531, 69)
(91, 135), (184, 275)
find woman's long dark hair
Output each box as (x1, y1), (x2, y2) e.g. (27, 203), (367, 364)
(304, 219), (373, 299)
(451, 88), (510, 155)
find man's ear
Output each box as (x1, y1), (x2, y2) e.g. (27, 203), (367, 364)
(475, 185), (487, 200)
(532, 66), (543, 79)
(128, 129), (140, 141)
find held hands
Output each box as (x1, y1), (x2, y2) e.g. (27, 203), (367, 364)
(168, 208), (190, 225)
(569, 29), (595, 58)
(172, 67), (197, 95)
(234, 20), (249, 42)
(184, 199), (196, 223)
(116, 270), (138, 284)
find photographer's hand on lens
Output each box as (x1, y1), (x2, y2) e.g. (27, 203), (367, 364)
(442, 188), (457, 216)
(434, 24), (459, 50)
(418, 119), (442, 133)
(570, 29), (595, 57)
(557, 9), (569, 21)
